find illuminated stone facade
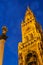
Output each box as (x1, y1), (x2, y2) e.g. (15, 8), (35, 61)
(18, 8), (43, 65)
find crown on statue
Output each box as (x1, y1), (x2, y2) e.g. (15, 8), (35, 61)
(2, 26), (8, 32)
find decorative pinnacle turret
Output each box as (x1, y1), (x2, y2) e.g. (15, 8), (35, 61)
(24, 7), (35, 23)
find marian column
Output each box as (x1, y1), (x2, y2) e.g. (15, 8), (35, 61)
(0, 26), (8, 65)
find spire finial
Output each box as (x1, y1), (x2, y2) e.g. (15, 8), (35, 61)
(27, 6), (30, 10)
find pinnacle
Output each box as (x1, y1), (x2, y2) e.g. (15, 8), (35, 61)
(24, 7), (35, 23)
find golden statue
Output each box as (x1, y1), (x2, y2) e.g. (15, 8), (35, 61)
(18, 7), (43, 65)
(0, 26), (8, 65)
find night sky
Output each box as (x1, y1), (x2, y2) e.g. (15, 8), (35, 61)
(0, 0), (43, 65)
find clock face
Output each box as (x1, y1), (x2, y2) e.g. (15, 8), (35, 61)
(25, 51), (39, 65)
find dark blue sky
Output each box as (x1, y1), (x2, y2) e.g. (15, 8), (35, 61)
(0, 0), (43, 65)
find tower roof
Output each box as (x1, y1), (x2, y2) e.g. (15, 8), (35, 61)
(24, 7), (35, 23)
(25, 7), (33, 16)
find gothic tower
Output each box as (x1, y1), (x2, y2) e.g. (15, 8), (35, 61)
(0, 26), (8, 65)
(18, 7), (43, 65)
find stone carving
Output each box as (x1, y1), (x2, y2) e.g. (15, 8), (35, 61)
(18, 7), (43, 65)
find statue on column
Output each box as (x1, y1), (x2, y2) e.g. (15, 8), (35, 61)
(0, 26), (8, 65)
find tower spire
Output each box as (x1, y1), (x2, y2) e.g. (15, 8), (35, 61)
(18, 7), (43, 65)
(24, 7), (35, 23)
